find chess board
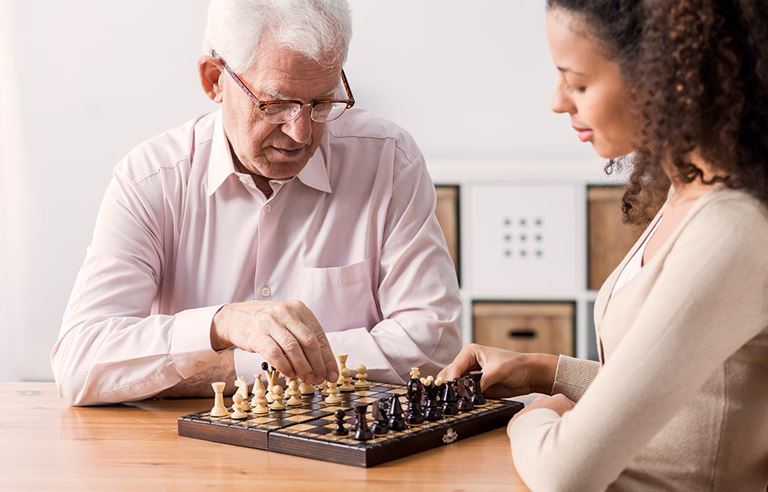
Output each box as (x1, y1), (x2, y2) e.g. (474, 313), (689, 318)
(177, 382), (523, 467)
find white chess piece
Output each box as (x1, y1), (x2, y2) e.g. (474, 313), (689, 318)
(354, 364), (370, 389)
(269, 385), (286, 411)
(336, 354), (355, 392)
(298, 378), (315, 395)
(286, 379), (303, 406)
(210, 381), (230, 418)
(230, 394), (248, 419)
(235, 376), (251, 412)
(324, 380), (341, 404)
(251, 376), (269, 415)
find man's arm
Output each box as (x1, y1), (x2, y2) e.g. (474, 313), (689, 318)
(325, 143), (462, 382)
(51, 166), (230, 405)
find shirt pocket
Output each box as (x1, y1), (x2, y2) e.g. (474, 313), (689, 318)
(299, 258), (377, 331)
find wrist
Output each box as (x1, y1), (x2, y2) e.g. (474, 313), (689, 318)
(527, 353), (558, 394)
(210, 305), (232, 351)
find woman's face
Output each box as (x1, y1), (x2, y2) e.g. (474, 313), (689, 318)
(546, 8), (638, 158)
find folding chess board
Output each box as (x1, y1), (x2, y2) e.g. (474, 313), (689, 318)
(178, 382), (523, 467)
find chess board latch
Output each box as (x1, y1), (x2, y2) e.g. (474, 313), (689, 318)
(442, 427), (458, 444)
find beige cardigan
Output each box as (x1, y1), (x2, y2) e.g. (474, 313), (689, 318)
(508, 187), (768, 491)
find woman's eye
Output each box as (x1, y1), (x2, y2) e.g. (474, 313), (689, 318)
(567, 85), (586, 94)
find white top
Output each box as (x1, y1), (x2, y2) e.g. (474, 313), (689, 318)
(611, 215), (663, 294)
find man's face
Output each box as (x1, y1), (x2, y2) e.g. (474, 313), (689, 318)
(219, 40), (343, 180)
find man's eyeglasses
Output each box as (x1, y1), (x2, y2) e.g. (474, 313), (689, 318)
(211, 49), (355, 124)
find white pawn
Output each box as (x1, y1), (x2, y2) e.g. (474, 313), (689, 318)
(250, 376), (269, 415)
(324, 380), (341, 404)
(269, 384), (286, 411)
(286, 379), (303, 406)
(230, 394), (248, 420)
(354, 364), (370, 389)
(298, 378), (315, 395)
(234, 376), (251, 412)
(210, 381), (230, 418)
(336, 354), (355, 392)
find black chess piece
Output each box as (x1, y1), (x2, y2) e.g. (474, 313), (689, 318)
(334, 409), (349, 436)
(469, 371), (487, 406)
(442, 380), (459, 415)
(353, 404), (373, 441)
(387, 395), (407, 431)
(377, 396), (390, 421)
(370, 399), (389, 435)
(406, 374), (425, 425)
(457, 377), (474, 412)
(424, 381), (443, 421)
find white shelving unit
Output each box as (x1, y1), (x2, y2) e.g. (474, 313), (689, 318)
(427, 158), (626, 360)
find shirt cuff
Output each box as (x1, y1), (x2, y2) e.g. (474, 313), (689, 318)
(234, 349), (266, 385)
(169, 304), (224, 379)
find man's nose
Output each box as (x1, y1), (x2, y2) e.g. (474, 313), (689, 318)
(281, 106), (312, 144)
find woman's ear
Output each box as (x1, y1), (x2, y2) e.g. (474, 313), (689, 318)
(198, 56), (224, 103)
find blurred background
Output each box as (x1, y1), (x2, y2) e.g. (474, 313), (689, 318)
(0, 0), (611, 382)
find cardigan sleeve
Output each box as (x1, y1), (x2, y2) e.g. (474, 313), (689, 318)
(551, 355), (600, 401)
(507, 196), (768, 492)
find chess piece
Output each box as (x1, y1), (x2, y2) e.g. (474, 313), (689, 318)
(210, 381), (230, 418)
(336, 354), (355, 392)
(324, 380), (341, 404)
(230, 394), (249, 419)
(286, 378), (303, 406)
(406, 367), (425, 424)
(234, 376), (251, 412)
(262, 362), (280, 403)
(298, 378), (315, 395)
(457, 377), (474, 412)
(469, 371), (487, 406)
(269, 384), (286, 411)
(353, 404), (373, 441)
(333, 409), (349, 436)
(250, 376), (269, 415)
(370, 399), (389, 435)
(387, 395), (407, 431)
(423, 377), (443, 421)
(354, 364), (370, 389)
(442, 380), (460, 415)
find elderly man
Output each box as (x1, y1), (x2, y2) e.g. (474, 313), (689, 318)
(51, 0), (460, 405)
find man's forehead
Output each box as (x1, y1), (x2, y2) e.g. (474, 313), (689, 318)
(262, 81), (341, 100)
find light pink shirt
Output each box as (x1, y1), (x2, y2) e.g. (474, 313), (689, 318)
(51, 109), (461, 405)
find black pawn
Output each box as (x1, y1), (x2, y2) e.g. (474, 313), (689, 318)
(424, 382), (443, 421)
(370, 399), (389, 435)
(333, 409), (349, 436)
(457, 377), (474, 412)
(470, 371), (487, 406)
(353, 404), (373, 441)
(388, 395), (407, 431)
(442, 380), (459, 415)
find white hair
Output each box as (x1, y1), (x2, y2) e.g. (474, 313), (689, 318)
(202, 0), (352, 73)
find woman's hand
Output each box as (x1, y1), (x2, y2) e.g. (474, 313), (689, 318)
(438, 343), (559, 398)
(510, 393), (576, 425)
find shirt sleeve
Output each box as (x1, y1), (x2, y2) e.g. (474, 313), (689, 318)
(506, 198), (768, 491)
(51, 165), (232, 406)
(327, 142), (462, 383)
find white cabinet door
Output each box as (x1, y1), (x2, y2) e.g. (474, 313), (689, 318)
(468, 183), (579, 294)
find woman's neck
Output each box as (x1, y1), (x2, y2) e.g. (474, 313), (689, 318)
(662, 151), (724, 205)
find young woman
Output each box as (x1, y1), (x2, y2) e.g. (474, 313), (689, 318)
(441, 0), (768, 490)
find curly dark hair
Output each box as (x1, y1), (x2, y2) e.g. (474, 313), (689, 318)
(547, 0), (768, 225)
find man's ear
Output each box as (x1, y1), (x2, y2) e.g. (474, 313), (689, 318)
(198, 56), (224, 103)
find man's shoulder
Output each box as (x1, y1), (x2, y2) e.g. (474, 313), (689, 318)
(325, 109), (423, 166)
(115, 112), (217, 184)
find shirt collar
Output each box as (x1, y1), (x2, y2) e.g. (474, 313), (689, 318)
(207, 109), (332, 196)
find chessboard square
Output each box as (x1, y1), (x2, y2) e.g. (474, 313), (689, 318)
(367, 386), (391, 393)
(285, 415), (316, 423)
(285, 408), (309, 415)
(307, 410), (332, 418)
(354, 397), (377, 404)
(287, 424), (317, 432)
(249, 416), (277, 424)
(389, 388), (408, 395)
(354, 391), (376, 396)
(306, 426), (335, 435)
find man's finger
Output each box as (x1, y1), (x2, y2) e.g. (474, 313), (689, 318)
(284, 320), (329, 385)
(268, 324), (314, 382)
(439, 344), (481, 381)
(294, 303), (338, 383)
(252, 335), (294, 379)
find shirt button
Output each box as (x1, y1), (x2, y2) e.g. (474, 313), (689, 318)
(261, 286), (272, 298)
(263, 204), (272, 213)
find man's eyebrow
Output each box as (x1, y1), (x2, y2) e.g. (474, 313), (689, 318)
(263, 85), (340, 101)
(557, 65), (588, 77)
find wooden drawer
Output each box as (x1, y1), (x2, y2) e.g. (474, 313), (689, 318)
(473, 302), (574, 356)
(587, 186), (643, 290)
(435, 185), (460, 282)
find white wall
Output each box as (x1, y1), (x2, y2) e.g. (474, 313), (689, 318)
(0, 0), (594, 381)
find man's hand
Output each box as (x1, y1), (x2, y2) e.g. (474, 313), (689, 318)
(210, 299), (338, 385)
(438, 343), (558, 398)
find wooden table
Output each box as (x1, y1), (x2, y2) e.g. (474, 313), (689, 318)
(0, 383), (530, 491)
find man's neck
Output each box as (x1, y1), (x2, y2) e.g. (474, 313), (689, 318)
(230, 146), (274, 198)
